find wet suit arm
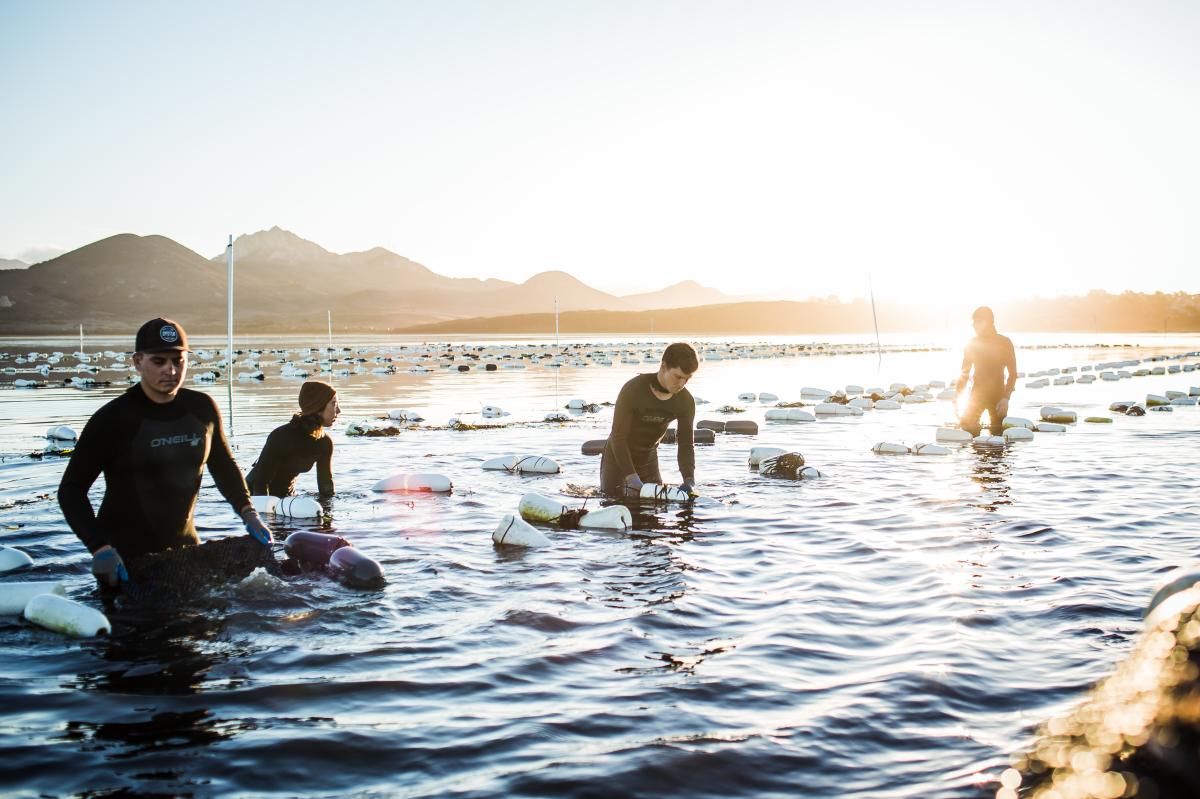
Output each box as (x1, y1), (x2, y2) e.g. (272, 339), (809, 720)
(316, 436), (334, 496)
(607, 378), (639, 480)
(956, 342), (975, 394)
(202, 397), (253, 515)
(57, 405), (116, 553)
(245, 429), (282, 496)
(1004, 338), (1018, 398)
(676, 396), (695, 484)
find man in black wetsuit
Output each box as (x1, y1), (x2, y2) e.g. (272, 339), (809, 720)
(246, 380), (338, 498)
(601, 341), (699, 497)
(956, 306), (1018, 436)
(58, 317), (273, 587)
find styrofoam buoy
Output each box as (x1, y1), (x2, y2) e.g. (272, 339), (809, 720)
(815, 402), (852, 415)
(972, 435), (1006, 448)
(911, 443), (949, 455)
(481, 455), (561, 474)
(1085, 416), (1114, 423)
(872, 442), (910, 455)
(800, 387), (831, 399)
(0, 545), (34, 574)
(874, 400), (902, 410)
(1001, 416), (1034, 430)
(372, 473), (454, 493)
(935, 427), (972, 443)
(848, 397), (873, 409)
(492, 514), (551, 547)
(1003, 427), (1034, 442)
(1034, 422), (1067, 432)
(697, 420), (725, 432)
(737, 392), (757, 402)
(758, 392), (779, 402)
(638, 483), (694, 503)
(46, 425), (78, 441)
(566, 398), (588, 409)
(764, 408), (815, 422)
(23, 593), (111, 637)
(0, 581), (66, 615)
(759, 452), (814, 479)
(481, 405), (509, 418)
(517, 494), (631, 530)
(250, 495), (278, 515)
(581, 439), (606, 455)
(1040, 406), (1077, 423)
(1145, 394), (1169, 407)
(749, 446), (787, 467)
(277, 496), (323, 518)
(724, 420), (759, 435)
(1171, 397), (1197, 406)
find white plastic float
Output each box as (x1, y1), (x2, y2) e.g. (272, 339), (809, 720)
(1040, 406), (1077, 424)
(800, 387), (831, 399)
(0, 581), (66, 615)
(872, 442), (909, 455)
(565, 399), (589, 409)
(518, 494), (632, 530)
(748, 446), (787, 467)
(1034, 422), (1067, 432)
(481, 455), (561, 475)
(388, 409), (424, 422)
(0, 545), (34, 573)
(737, 392), (757, 402)
(1003, 427), (1035, 442)
(638, 483), (694, 503)
(935, 428), (973, 443)
(815, 402), (862, 416)
(764, 408), (815, 422)
(1001, 416), (1034, 430)
(848, 397), (873, 410)
(1145, 394), (1169, 407)
(481, 406), (509, 418)
(874, 400), (902, 410)
(23, 593), (111, 637)
(250, 495), (323, 518)
(911, 443), (950, 455)
(972, 435), (1006, 448)
(372, 473), (453, 493)
(758, 392), (779, 402)
(45, 425), (78, 441)
(492, 514), (551, 547)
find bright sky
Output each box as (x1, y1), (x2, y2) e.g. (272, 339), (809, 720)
(2, 0), (1198, 306)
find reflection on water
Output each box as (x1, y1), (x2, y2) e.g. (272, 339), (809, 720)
(0, 337), (1199, 798)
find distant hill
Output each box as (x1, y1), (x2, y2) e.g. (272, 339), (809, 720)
(0, 258), (27, 270)
(620, 280), (733, 310)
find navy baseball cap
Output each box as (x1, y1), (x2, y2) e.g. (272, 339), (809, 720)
(135, 317), (191, 353)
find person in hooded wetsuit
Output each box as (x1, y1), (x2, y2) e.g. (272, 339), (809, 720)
(956, 306), (1018, 436)
(57, 317), (272, 587)
(601, 342), (699, 497)
(246, 381), (339, 498)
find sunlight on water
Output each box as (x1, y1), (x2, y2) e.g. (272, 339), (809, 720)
(1, 333), (1199, 798)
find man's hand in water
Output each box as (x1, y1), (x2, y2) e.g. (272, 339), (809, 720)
(91, 545), (129, 587)
(996, 397), (1010, 420)
(241, 508), (273, 546)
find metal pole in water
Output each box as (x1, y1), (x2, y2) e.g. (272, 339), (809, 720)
(867, 272), (882, 369)
(78, 323), (84, 357)
(226, 235), (235, 434)
(327, 309), (333, 381)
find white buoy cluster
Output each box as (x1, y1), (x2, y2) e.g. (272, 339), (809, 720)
(493, 493), (634, 547)
(0, 545), (111, 637)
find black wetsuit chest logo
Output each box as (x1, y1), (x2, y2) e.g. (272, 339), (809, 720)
(149, 433), (204, 448)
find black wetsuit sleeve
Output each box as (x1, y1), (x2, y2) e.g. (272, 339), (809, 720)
(1004, 338), (1018, 397)
(676, 395), (696, 483)
(317, 436), (334, 496)
(246, 427), (283, 496)
(57, 403), (118, 553)
(608, 378), (639, 480)
(202, 396), (252, 515)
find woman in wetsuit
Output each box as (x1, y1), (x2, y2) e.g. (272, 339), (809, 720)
(246, 380), (340, 498)
(600, 342), (699, 496)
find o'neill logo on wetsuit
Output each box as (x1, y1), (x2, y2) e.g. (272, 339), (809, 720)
(159, 325), (179, 343)
(150, 433), (203, 448)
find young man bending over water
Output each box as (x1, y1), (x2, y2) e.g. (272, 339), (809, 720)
(57, 317), (273, 588)
(601, 342), (699, 496)
(956, 306), (1018, 436)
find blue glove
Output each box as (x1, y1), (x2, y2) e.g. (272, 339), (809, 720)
(680, 480), (697, 496)
(624, 473), (644, 493)
(242, 508), (273, 546)
(91, 546), (129, 587)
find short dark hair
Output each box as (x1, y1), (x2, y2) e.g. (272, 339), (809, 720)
(661, 342), (699, 374)
(972, 306), (995, 323)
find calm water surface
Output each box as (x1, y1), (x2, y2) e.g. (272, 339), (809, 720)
(2, 334), (1199, 798)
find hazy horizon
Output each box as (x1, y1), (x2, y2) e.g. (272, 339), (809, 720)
(3, 1), (1199, 307)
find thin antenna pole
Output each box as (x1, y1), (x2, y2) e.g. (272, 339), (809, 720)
(327, 309), (333, 382)
(554, 295), (559, 348)
(226, 235), (235, 433)
(78, 323), (84, 357)
(867, 273), (882, 369)
(553, 295), (559, 408)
